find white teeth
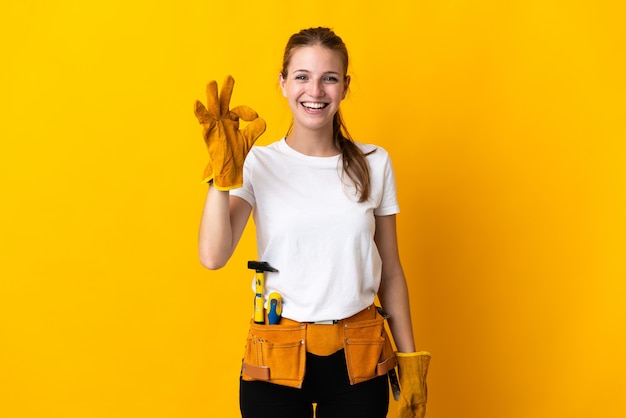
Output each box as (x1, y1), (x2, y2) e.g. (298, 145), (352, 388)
(302, 102), (326, 109)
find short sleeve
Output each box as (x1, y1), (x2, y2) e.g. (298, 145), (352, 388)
(229, 148), (257, 207)
(373, 149), (400, 216)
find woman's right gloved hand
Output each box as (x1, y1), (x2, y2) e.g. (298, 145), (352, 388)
(194, 75), (266, 190)
(396, 351), (431, 418)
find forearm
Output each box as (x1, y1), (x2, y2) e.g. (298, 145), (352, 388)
(378, 272), (417, 353)
(198, 184), (247, 269)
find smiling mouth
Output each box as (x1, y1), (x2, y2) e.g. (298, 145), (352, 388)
(301, 102), (328, 110)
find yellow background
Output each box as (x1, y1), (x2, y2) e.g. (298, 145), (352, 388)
(1, 1), (625, 417)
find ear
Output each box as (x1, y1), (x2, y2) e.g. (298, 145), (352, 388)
(279, 73), (287, 97)
(342, 75), (351, 99)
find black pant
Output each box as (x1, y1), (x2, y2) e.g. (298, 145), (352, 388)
(240, 349), (389, 418)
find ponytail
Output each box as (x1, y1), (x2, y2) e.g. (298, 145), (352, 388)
(333, 111), (373, 203)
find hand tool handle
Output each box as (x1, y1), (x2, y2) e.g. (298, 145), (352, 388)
(253, 271), (265, 324)
(268, 292), (282, 325)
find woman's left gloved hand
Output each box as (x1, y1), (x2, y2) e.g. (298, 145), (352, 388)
(395, 351), (431, 418)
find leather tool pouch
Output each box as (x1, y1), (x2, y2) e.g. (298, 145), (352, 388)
(343, 309), (397, 385)
(241, 321), (307, 388)
(240, 306), (396, 388)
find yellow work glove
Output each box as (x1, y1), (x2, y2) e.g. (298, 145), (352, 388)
(396, 351), (431, 418)
(194, 75), (266, 190)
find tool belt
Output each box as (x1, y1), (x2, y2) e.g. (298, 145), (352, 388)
(241, 305), (397, 389)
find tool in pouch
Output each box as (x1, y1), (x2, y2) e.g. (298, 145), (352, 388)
(267, 292), (282, 325)
(374, 306), (401, 400)
(247, 261), (279, 324)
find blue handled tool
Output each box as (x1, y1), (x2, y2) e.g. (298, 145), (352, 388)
(267, 292), (282, 325)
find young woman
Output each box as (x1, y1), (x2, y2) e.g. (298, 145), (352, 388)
(196, 27), (427, 418)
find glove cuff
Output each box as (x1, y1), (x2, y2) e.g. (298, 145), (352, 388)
(396, 351), (431, 358)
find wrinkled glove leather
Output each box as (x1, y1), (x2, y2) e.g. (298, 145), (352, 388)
(194, 75), (266, 190)
(396, 351), (431, 418)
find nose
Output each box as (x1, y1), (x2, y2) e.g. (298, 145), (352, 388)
(308, 80), (325, 98)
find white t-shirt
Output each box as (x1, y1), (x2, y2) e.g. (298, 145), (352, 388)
(231, 138), (399, 322)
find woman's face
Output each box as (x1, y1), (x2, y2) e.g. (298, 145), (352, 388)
(280, 45), (350, 135)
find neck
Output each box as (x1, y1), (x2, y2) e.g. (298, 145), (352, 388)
(286, 126), (339, 157)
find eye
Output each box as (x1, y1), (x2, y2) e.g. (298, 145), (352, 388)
(295, 74), (308, 81)
(323, 76), (339, 83)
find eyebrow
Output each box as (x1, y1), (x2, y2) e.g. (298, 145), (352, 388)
(291, 69), (342, 76)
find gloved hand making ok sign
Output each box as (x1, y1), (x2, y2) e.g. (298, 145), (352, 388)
(194, 75), (266, 190)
